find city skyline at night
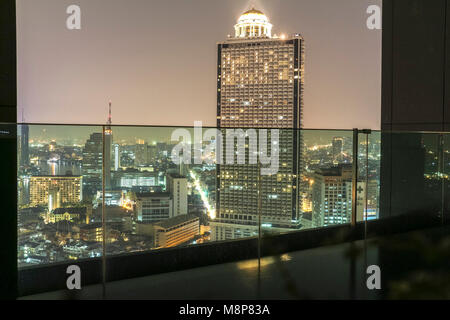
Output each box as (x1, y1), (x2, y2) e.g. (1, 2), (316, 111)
(17, 0), (381, 129)
(16, 2), (384, 269)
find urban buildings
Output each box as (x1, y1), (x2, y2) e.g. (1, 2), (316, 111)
(48, 207), (89, 224)
(212, 8), (305, 240)
(81, 104), (113, 197)
(29, 175), (82, 208)
(134, 140), (149, 166)
(79, 222), (103, 242)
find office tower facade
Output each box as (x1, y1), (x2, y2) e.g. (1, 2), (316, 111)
(136, 192), (172, 223)
(153, 215), (199, 248)
(147, 145), (157, 163)
(212, 8), (305, 241)
(113, 143), (120, 171)
(29, 175), (82, 207)
(135, 141), (149, 166)
(332, 137), (344, 163)
(167, 173), (188, 216)
(113, 171), (157, 189)
(48, 187), (61, 212)
(311, 165), (354, 226)
(18, 124), (29, 168)
(82, 133), (103, 196)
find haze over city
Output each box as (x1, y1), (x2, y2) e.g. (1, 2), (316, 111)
(17, 0), (381, 129)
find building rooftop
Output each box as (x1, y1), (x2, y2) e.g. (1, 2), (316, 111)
(52, 207), (87, 214)
(136, 192), (170, 199)
(154, 214), (199, 230)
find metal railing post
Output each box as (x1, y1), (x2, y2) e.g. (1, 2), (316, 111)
(102, 126), (106, 298)
(351, 129), (358, 227)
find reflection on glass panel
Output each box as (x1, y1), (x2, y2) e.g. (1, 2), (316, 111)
(421, 133), (443, 216)
(444, 134), (450, 221)
(357, 131), (381, 223)
(258, 129), (358, 236)
(17, 124), (103, 267)
(298, 130), (355, 231)
(379, 132), (444, 220)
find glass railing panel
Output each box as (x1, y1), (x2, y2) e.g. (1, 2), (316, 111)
(357, 130), (381, 224)
(17, 124), (104, 267)
(378, 131), (443, 222)
(443, 133), (449, 223)
(103, 125), (263, 257)
(258, 129), (355, 238)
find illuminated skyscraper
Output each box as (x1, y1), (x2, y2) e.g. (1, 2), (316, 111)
(167, 173), (188, 216)
(82, 133), (103, 196)
(211, 8), (305, 240)
(18, 124), (29, 168)
(81, 102), (113, 195)
(311, 165), (358, 226)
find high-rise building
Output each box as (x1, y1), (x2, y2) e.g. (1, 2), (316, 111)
(311, 165), (353, 226)
(135, 141), (149, 166)
(147, 145), (157, 164)
(29, 175), (82, 207)
(48, 187), (61, 212)
(332, 137), (344, 163)
(135, 192), (172, 223)
(167, 173), (188, 216)
(153, 214), (199, 248)
(113, 143), (120, 171)
(18, 124), (29, 168)
(211, 8), (305, 241)
(82, 133), (103, 196)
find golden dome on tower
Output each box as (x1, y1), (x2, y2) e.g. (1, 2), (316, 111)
(234, 7), (272, 38)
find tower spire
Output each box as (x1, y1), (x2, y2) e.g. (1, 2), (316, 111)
(107, 100), (112, 125)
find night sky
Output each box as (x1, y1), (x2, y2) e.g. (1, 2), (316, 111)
(17, 0), (381, 131)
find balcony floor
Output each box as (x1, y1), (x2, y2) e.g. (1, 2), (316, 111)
(21, 224), (450, 300)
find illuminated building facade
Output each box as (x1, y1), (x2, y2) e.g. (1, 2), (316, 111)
(311, 165), (354, 226)
(167, 173), (188, 216)
(18, 124), (29, 168)
(136, 192), (172, 223)
(48, 207), (88, 224)
(80, 223), (103, 242)
(82, 133), (103, 196)
(29, 175), (82, 207)
(212, 8), (305, 240)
